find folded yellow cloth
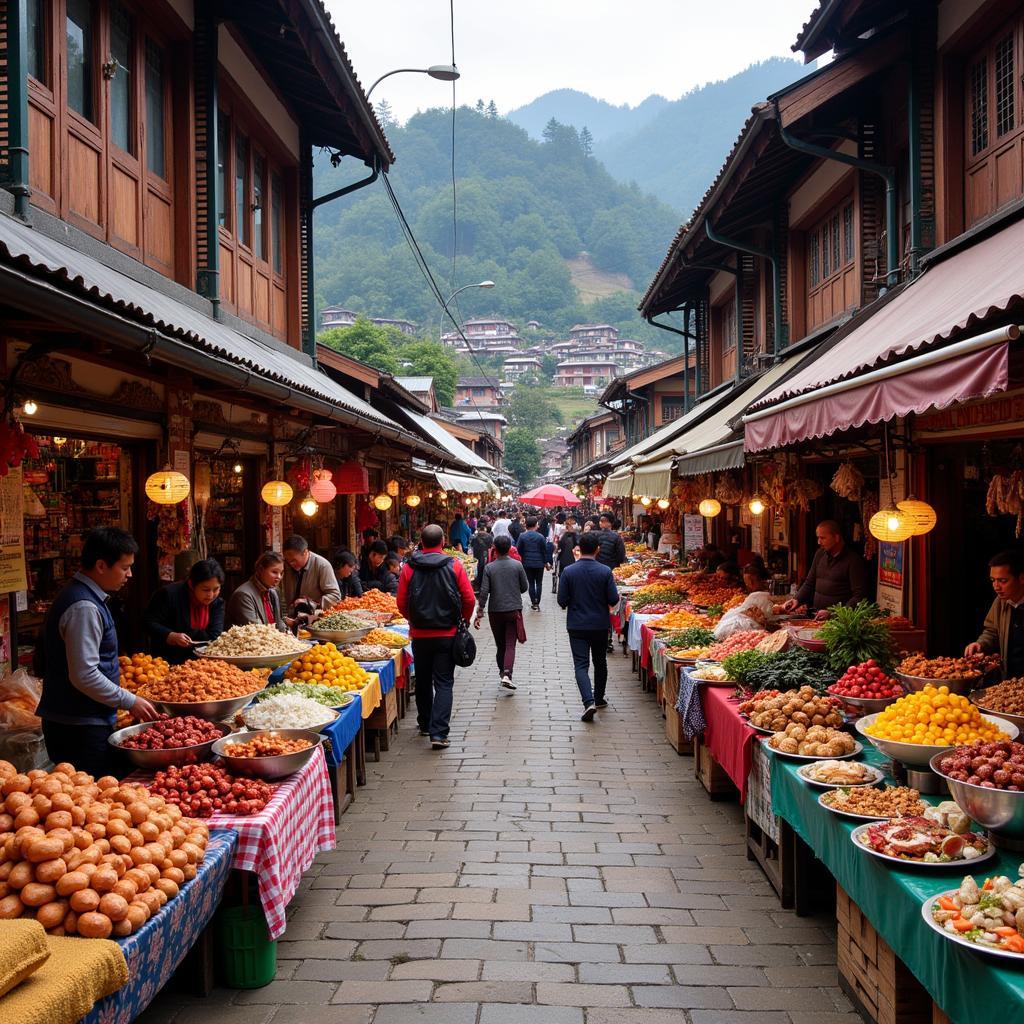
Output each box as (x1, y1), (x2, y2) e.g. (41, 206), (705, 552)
(0, 933), (128, 1024)
(0, 921), (50, 999)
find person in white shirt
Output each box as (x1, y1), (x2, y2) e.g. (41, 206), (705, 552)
(491, 510), (512, 539)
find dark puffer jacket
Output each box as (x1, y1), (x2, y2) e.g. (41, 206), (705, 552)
(594, 528), (626, 569)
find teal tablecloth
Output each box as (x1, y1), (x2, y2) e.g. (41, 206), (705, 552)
(770, 744), (1024, 1022)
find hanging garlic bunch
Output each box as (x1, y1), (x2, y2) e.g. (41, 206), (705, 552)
(831, 461), (865, 501)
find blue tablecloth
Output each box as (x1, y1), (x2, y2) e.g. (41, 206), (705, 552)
(359, 657), (395, 694)
(321, 694), (363, 768)
(81, 828), (237, 1024)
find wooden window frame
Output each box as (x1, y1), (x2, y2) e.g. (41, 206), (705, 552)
(798, 188), (857, 336)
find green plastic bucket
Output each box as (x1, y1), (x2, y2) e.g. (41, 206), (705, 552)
(216, 904), (277, 988)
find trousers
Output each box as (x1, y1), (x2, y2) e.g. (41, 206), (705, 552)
(525, 566), (545, 607)
(42, 719), (117, 778)
(488, 610), (521, 676)
(411, 635), (456, 739)
(567, 628), (609, 707)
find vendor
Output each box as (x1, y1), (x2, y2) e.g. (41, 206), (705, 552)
(36, 527), (160, 777)
(282, 534), (341, 615)
(360, 540), (399, 595)
(144, 558), (225, 663)
(965, 550), (1024, 677)
(226, 551), (287, 630)
(782, 519), (867, 619)
(334, 551), (364, 599)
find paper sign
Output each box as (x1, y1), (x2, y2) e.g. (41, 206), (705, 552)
(876, 541), (904, 616)
(0, 467), (27, 593)
(683, 514), (705, 553)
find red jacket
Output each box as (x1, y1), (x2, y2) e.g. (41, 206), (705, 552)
(489, 545), (521, 563)
(397, 546), (477, 638)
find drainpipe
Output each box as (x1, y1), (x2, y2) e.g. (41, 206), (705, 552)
(195, 9), (219, 313)
(705, 219), (786, 356)
(771, 99), (899, 290)
(907, 44), (922, 277)
(6, 0), (30, 220)
(646, 304), (696, 411)
(301, 156), (379, 361)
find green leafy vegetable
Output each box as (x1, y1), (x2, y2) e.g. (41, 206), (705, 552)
(817, 601), (896, 673)
(744, 648), (837, 694)
(257, 683), (354, 707)
(720, 649), (773, 684)
(662, 627), (716, 648)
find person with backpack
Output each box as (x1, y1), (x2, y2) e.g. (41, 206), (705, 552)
(516, 516), (553, 611)
(396, 524), (476, 749)
(474, 535), (529, 689)
(553, 514), (580, 593)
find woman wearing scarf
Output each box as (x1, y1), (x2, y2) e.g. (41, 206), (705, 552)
(226, 551), (287, 631)
(145, 559), (226, 663)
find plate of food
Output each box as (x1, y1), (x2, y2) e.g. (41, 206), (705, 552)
(797, 760), (885, 788)
(851, 817), (995, 866)
(922, 870), (1024, 959)
(765, 724), (861, 760)
(819, 786), (927, 821)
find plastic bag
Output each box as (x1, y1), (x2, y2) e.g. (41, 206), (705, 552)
(0, 667), (42, 730)
(713, 593), (775, 640)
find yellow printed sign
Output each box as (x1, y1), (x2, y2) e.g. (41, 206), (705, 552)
(0, 465), (27, 592)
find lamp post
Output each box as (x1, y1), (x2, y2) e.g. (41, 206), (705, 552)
(438, 280), (495, 346)
(366, 64), (460, 99)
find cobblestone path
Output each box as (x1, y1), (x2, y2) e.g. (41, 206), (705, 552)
(142, 573), (860, 1024)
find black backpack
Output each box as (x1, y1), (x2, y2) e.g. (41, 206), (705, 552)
(406, 553), (461, 630)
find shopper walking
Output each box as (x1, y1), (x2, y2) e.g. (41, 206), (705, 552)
(397, 524), (476, 749)
(474, 535), (529, 689)
(470, 517), (494, 591)
(553, 514), (580, 593)
(517, 516), (553, 610)
(557, 531), (620, 721)
(594, 512), (626, 651)
(491, 510), (512, 539)
(508, 513), (524, 542)
(449, 511), (472, 553)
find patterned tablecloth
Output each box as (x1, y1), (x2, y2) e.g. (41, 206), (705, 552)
(321, 694), (363, 768)
(627, 612), (658, 653)
(205, 745), (335, 938)
(675, 667), (710, 741)
(81, 829), (237, 1024)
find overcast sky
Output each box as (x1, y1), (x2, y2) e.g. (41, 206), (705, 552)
(326, 0), (817, 122)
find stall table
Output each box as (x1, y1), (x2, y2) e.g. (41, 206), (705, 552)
(361, 658), (398, 757)
(771, 745), (1024, 1024)
(321, 693), (363, 819)
(700, 686), (757, 800)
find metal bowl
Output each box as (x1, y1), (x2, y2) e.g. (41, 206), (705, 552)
(895, 671), (982, 696)
(109, 720), (231, 769)
(195, 640), (313, 670)
(930, 749), (1024, 843)
(151, 689), (265, 721)
(793, 627), (827, 653)
(968, 690), (1024, 734)
(307, 626), (373, 644)
(827, 687), (905, 715)
(856, 711), (1018, 767)
(212, 729), (325, 780)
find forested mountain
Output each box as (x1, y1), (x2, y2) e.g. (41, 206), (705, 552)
(509, 90), (670, 144)
(313, 107), (680, 343)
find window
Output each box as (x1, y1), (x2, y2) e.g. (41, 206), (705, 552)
(970, 56), (990, 156)
(109, 3), (132, 153)
(271, 174), (283, 274)
(217, 114), (229, 227)
(66, 0), (94, 122)
(995, 35), (1015, 138)
(235, 131), (250, 247)
(144, 38), (165, 177)
(720, 299), (736, 354)
(661, 396), (686, 422)
(27, 0), (45, 84)
(253, 154), (266, 258)
(805, 197), (856, 332)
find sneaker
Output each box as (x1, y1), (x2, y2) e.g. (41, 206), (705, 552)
(581, 704), (596, 722)
(501, 675), (516, 690)
(418, 730), (430, 737)
(594, 699), (608, 709)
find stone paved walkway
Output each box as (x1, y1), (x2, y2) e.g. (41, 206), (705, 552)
(141, 573), (861, 1024)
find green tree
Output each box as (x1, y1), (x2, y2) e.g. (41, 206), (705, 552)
(504, 427), (541, 486)
(318, 318), (399, 375)
(508, 383), (562, 434)
(375, 99), (397, 129)
(486, 100), (498, 118)
(396, 340), (459, 406)
(580, 125), (594, 157)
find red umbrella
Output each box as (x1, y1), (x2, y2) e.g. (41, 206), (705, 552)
(518, 484), (580, 507)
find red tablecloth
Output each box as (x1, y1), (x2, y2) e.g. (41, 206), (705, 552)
(640, 623), (655, 670)
(206, 744), (335, 938)
(611, 599), (630, 634)
(702, 686), (759, 802)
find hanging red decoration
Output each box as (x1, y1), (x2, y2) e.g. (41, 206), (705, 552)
(310, 468), (337, 503)
(335, 460), (369, 495)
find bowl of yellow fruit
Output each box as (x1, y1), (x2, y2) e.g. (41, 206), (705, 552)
(283, 642), (370, 693)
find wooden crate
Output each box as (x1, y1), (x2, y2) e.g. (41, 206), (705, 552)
(694, 735), (737, 798)
(836, 884), (931, 1024)
(366, 687), (399, 759)
(665, 705), (693, 755)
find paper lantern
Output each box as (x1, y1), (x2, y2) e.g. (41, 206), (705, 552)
(748, 496), (766, 516)
(698, 498), (721, 518)
(261, 480), (293, 507)
(334, 460), (369, 495)
(146, 469), (190, 505)
(897, 498), (937, 536)
(310, 469), (337, 504)
(656, 498), (670, 510)
(436, 490), (448, 501)
(373, 493), (393, 511)
(406, 494), (421, 507)
(639, 496), (652, 507)
(386, 478), (400, 497)
(868, 507), (913, 542)
(299, 494), (319, 517)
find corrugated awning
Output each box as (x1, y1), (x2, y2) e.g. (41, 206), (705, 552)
(395, 409), (494, 471)
(435, 470), (495, 495)
(745, 218), (1024, 450)
(630, 457), (674, 499)
(675, 438), (745, 477)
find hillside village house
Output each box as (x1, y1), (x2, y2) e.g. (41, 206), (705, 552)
(320, 308), (417, 334)
(455, 375), (503, 407)
(456, 409), (507, 441)
(443, 316), (521, 351)
(567, 410), (623, 478)
(554, 356), (619, 389)
(569, 323), (619, 345)
(502, 355), (543, 381)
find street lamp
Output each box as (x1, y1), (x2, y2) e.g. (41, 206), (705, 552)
(439, 280), (495, 345)
(366, 64), (460, 99)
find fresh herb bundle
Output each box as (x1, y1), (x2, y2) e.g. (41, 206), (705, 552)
(745, 648), (837, 694)
(720, 649), (773, 684)
(662, 627), (716, 648)
(817, 601), (897, 673)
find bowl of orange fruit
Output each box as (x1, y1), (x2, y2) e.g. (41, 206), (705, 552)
(283, 642), (370, 693)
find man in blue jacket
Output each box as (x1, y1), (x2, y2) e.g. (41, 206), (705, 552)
(557, 531), (620, 721)
(516, 516), (553, 610)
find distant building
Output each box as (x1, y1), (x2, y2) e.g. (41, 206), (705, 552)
(455, 376), (504, 407)
(569, 323), (619, 345)
(456, 410), (508, 441)
(372, 317), (417, 335)
(320, 308), (417, 334)
(442, 316), (521, 350)
(395, 376), (438, 413)
(503, 355), (543, 381)
(526, 320), (541, 329)
(554, 358), (620, 389)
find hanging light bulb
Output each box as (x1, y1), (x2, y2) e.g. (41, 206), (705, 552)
(52, 436), (67, 448)
(656, 498), (670, 510)
(22, 399), (37, 416)
(386, 479), (400, 497)
(261, 480), (293, 507)
(639, 496), (652, 507)
(748, 496), (766, 516)
(868, 506), (913, 542)
(233, 462), (243, 475)
(897, 497), (937, 536)
(406, 494), (421, 508)
(373, 493), (393, 511)
(145, 468), (191, 505)
(299, 494), (319, 517)
(437, 490), (448, 501)
(698, 498), (721, 518)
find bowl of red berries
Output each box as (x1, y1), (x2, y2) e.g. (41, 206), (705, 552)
(828, 660), (905, 714)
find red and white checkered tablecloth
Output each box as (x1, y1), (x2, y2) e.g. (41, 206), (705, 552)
(206, 744), (335, 938)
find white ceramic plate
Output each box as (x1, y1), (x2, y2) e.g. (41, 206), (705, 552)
(817, 789), (925, 821)
(921, 892), (1024, 960)
(764, 739), (863, 761)
(797, 761), (885, 789)
(850, 823), (996, 867)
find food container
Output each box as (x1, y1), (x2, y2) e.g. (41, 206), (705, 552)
(212, 729), (325, 780)
(968, 690), (1024, 734)
(792, 627), (827, 653)
(151, 689), (266, 721)
(306, 626), (373, 644)
(929, 750), (1024, 847)
(195, 642), (314, 670)
(109, 720), (230, 769)
(827, 688), (905, 715)
(856, 711), (1018, 767)
(895, 671), (982, 696)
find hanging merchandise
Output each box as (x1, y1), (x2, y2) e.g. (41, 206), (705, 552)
(145, 467), (190, 505)
(985, 465), (1024, 537)
(149, 501), (191, 555)
(355, 498), (378, 532)
(714, 474), (742, 505)
(831, 461), (865, 501)
(261, 480), (293, 507)
(194, 462), (212, 511)
(639, 496), (652, 507)
(656, 498), (670, 510)
(861, 491), (879, 561)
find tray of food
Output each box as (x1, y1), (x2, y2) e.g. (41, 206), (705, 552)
(108, 716), (230, 769)
(851, 817), (995, 866)
(766, 727), (861, 760)
(339, 643), (393, 662)
(895, 653), (1000, 694)
(238, 692), (341, 732)
(138, 660), (269, 719)
(796, 759), (885, 788)
(923, 869), (1024, 959)
(212, 729), (324, 780)
(362, 627), (411, 648)
(819, 785), (927, 821)
(197, 624), (312, 669)
(738, 686), (844, 734)
(969, 677), (1024, 733)
(307, 610), (376, 643)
